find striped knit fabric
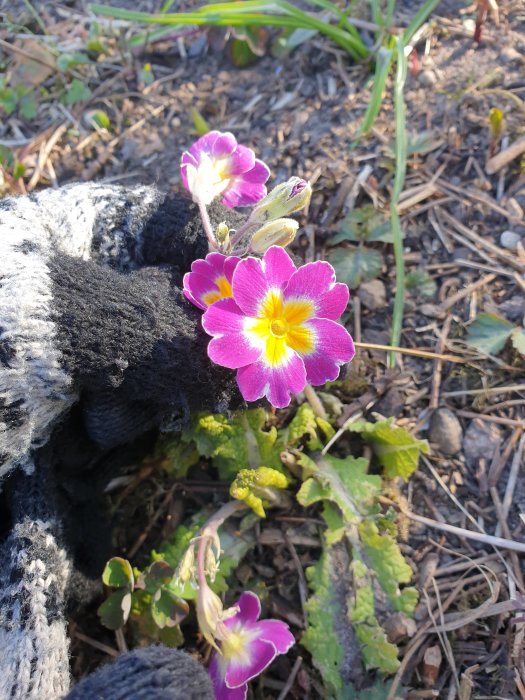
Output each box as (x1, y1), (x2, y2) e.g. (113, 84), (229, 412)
(0, 184), (232, 699)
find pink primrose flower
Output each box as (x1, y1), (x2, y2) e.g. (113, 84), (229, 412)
(202, 246), (355, 408)
(183, 252), (240, 311)
(208, 591), (295, 700)
(180, 131), (270, 208)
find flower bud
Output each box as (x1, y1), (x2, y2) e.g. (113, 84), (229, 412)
(175, 545), (195, 587)
(250, 177), (312, 224)
(250, 218), (299, 254)
(215, 221), (230, 245)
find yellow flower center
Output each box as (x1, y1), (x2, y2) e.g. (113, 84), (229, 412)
(202, 275), (233, 306)
(270, 318), (288, 337)
(245, 289), (315, 367)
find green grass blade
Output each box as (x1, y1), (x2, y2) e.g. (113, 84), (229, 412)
(355, 46), (393, 138)
(388, 38), (408, 367)
(90, 1), (368, 59)
(402, 0), (441, 44)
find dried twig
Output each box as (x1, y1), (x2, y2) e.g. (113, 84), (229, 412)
(486, 136), (525, 174)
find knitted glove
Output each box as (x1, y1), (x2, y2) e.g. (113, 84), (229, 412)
(0, 183), (238, 699)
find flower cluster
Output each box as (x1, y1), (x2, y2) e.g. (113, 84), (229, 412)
(184, 246), (354, 408)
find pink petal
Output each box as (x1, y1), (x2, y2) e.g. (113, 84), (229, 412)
(224, 638), (277, 689)
(180, 151), (198, 189)
(222, 161), (270, 207)
(254, 620), (295, 654)
(263, 246), (297, 289)
(203, 298), (264, 369)
(211, 132), (237, 159)
(209, 655), (247, 700)
(183, 274), (206, 310)
(284, 261), (349, 320)
(236, 352), (306, 408)
(224, 256), (241, 284)
(240, 159), (271, 184)
(183, 272), (220, 309)
(301, 318), (355, 385)
(232, 247), (295, 317)
(191, 252), (227, 278)
(189, 130), (221, 160)
(228, 144), (256, 175)
(231, 257), (269, 316)
(234, 592), (261, 625)
(222, 182), (267, 208)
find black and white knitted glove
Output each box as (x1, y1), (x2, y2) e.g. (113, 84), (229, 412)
(0, 183), (240, 699)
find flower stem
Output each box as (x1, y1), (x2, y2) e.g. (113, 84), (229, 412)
(304, 384), (328, 421)
(228, 216), (256, 251)
(198, 200), (219, 251)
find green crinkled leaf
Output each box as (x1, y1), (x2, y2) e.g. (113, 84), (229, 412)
(302, 551), (345, 696)
(327, 246), (384, 290)
(98, 589), (132, 630)
(298, 453), (381, 523)
(321, 503), (346, 545)
(349, 419), (429, 479)
(359, 522), (417, 615)
(355, 619), (400, 673)
(466, 312), (514, 355)
(155, 434), (200, 478)
(297, 477), (331, 507)
(511, 327), (525, 356)
(186, 409), (282, 480)
(330, 206), (393, 245)
(350, 582), (374, 624)
(286, 403), (326, 449)
(64, 78), (91, 105)
(150, 588), (189, 629)
(406, 269), (436, 297)
(102, 557), (134, 590)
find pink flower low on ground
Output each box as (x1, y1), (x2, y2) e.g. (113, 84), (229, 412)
(180, 131), (270, 208)
(183, 252), (240, 310)
(208, 591), (295, 700)
(202, 246), (355, 408)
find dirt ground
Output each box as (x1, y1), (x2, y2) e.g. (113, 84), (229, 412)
(1, 0), (525, 698)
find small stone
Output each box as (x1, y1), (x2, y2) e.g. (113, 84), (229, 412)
(463, 419), (502, 468)
(500, 46), (523, 64)
(357, 279), (386, 310)
(375, 387), (404, 418)
(429, 408), (463, 456)
(500, 230), (523, 251)
(418, 69), (437, 87)
(499, 295), (525, 323)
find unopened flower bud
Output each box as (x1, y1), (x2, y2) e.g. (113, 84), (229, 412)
(205, 543), (220, 582)
(250, 218), (299, 254)
(216, 221), (230, 245)
(175, 545), (195, 586)
(250, 177), (312, 224)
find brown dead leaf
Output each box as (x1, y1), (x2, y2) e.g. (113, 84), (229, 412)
(10, 40), (56, 86)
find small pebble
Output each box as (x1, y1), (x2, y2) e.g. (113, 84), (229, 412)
(500, 46), (523, 64)
(463, 419), (502, 468)
(500, 230), (523, 251)
(357, 279), (386, 310)
(418, 69), (437, 87)
(499, 295), (525, 323)
(429, 408), (463, 456)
